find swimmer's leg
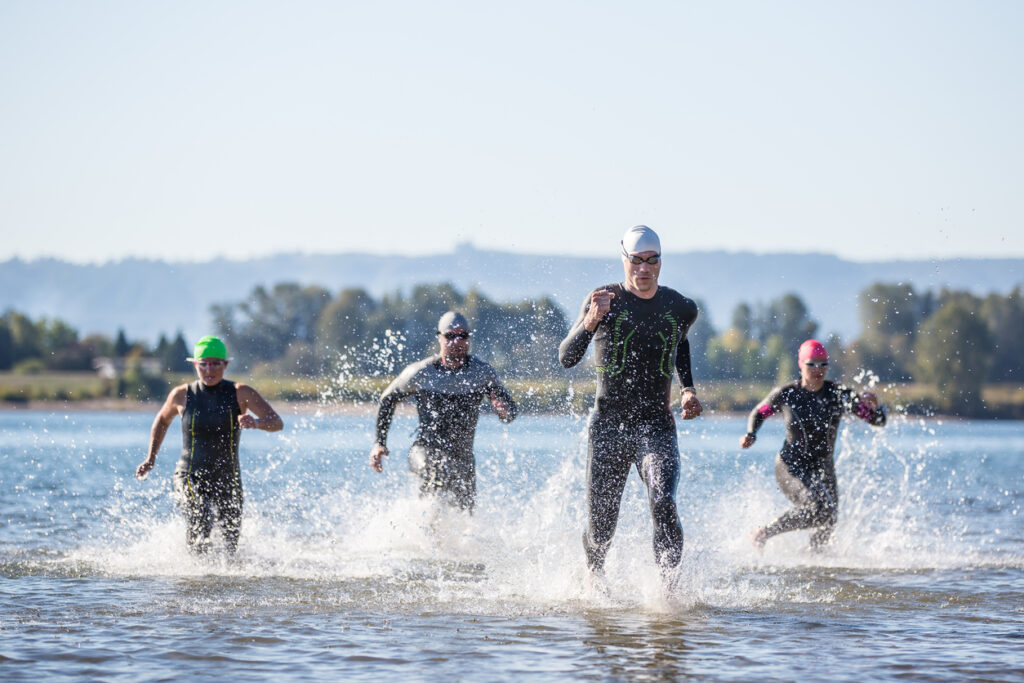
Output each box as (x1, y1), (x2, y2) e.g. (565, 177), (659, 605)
(174, 472), (213, 554)
(637, 425), (683, 571)
(808, 466), (838, 550)
(583, 420), (632, 572)
(761, 457), (839, 550)
(214, 474), (243, 554)
(411, 445), (476, 513)
(446, 455), (476, 513)
(759, 456), (830, 545)
(410, 444), (442, 499)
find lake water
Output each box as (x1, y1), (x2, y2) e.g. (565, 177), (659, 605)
(1, 407), (1022, 681)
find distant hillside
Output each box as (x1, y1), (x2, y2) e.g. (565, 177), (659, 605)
(2, 246), (1022, 342)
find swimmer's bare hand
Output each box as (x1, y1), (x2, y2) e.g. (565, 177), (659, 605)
(370, 444), (388, 473)
(583, 289), (615, 331)
(680, 392), (702, 420)
(490, 393), (512, 421)
(136, 458), (155, 478)
(860, 392), (879, 411)
(739, 434), (756, 449)
(238, 414), (258, 429)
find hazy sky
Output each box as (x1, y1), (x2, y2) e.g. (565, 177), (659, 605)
(1, 1), (1021, 264)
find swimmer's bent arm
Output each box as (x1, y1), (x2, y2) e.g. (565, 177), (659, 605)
(370, 374), (413, 472)
(844, 388), (887, 427)
(559, 290), (610, 368)
(236, 384), (283, 431)
(740, 387), (783, 449)
(675, 337), (703, 420)
(136, 384), (187, 478)
(488, 378), (518, 423)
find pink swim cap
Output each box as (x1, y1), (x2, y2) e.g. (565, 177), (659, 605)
(798, 339), (828, 363)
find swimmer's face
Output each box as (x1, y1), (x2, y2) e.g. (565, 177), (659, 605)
(438, 327), (470, 362)
(193, 358), (228, 386)
(800, 357), (828, 387)
(622, 250), (661, 295)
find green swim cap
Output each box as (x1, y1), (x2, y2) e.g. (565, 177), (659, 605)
(187, 335), (228, 361)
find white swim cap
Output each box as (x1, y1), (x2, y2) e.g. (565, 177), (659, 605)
(437, 311), (470, 333)
(621, 225), (661, 256)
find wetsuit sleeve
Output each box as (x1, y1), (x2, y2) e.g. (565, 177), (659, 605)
(675, 338), (695, 390)
(488, 374), (518, 423)
(841, 387), (887, 426)
(558, 292), (596, 369)
(674, 296), (698, 390)
(747, 386), (784, 435)
(374, 368), (416, 446)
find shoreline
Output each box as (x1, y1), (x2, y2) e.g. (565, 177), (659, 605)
(0, 398), (986, 421)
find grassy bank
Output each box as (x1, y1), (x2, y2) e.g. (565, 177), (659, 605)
(3, 371), (1023, 418)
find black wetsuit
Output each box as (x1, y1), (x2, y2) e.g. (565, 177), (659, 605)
(559, 283), (699, 571)
(173, 380), (243, 553)
(747, 379), (886, 548)
(375, 354), (517, 511)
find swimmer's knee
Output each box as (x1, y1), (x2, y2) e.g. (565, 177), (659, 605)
(649, 493), (678, 522)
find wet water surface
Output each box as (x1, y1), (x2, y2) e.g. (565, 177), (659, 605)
(1, 410), (1021, 681)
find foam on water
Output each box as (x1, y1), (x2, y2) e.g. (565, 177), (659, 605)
(47, 408), (1021, 619)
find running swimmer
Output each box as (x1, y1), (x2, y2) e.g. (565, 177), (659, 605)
(559, 225), (701, 585)
(740, 339), (886, 551)
(136, 336), (283, 554)
(370, 311), (517, 512)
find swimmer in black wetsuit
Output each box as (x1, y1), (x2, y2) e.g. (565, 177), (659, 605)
(559, 226), (702, 581)
(136, 336), (283, 554)
(370, 311), (517, 512)
(740, 339), (886, 551)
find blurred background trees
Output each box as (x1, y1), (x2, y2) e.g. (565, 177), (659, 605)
(3, 279), (1023, 417)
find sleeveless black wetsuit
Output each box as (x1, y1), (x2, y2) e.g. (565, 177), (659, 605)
(747, 379), (886, 548)
(375, 354), (517, 511)
(559, 283), (698, 571)
(173, 379), (243, 553)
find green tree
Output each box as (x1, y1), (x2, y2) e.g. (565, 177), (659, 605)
(731, 302), (753, 339)
(705, 328), (764, 380)
(913, 297), (994, 416)
(685, 298), (716, 371)
(759, 293), (819, 354)
(979, 287), (1024, 383)
(856, 282), (934, 380)
(3, 310), (45, 363)
(81, 333), (115, 359)
(40, 318), (78, 353)
(213, 283), (332, 366)
(113, 329), (131, 357)
(155, 332), (192, 372)
(317, 288), (379, 360)
(168, 332), (192, 372)
(0, 320), (13, 370)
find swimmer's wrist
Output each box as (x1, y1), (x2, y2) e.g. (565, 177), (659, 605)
(681, 386), (697, 396)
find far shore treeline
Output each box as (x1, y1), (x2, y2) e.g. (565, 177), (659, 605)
(1, 281), (1022, 418)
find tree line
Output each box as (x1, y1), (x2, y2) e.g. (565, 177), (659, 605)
(0, 310), (192, 374)
(697, 284), (1023, 414)
(210, 283), (569, 379)
(3, 280), (1022, 415)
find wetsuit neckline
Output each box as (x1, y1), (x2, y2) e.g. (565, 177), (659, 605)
(618, 282), (660, 302)
(800, 380), (827, 394)
(435, 354), (471, 373)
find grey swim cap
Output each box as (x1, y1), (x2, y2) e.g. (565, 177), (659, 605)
(621, 225), (661, 256)
(437, 311), (470, 333)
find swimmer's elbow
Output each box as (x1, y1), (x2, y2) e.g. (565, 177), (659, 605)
(558, 346), (581, 369)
